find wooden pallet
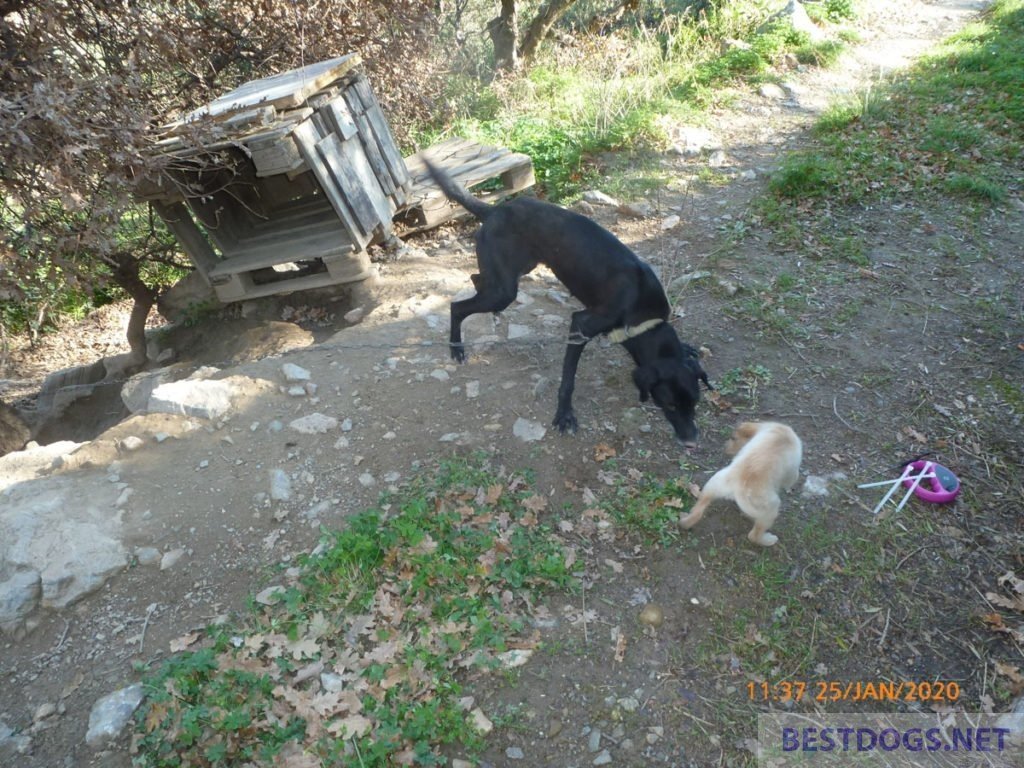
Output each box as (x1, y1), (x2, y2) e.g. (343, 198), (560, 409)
(395, 138), (535, 232)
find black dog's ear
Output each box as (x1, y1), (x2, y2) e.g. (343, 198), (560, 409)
(699, 369), (713, 391)
(633, 366), (658, 402)
(682, 343), (713, 391)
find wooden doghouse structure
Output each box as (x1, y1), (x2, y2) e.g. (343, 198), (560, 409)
(136, 55), (534, 302)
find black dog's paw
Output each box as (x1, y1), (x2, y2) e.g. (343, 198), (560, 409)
(552, 410), (578, 434)
(450, 343), (467, 364)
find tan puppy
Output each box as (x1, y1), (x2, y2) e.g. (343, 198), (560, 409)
(679, 422), (802, 546)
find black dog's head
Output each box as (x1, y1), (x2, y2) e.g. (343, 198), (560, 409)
(632, 344), (711, 447)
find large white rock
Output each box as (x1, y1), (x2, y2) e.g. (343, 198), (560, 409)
(85, 684), (145, 748)
(148, 379), (235, 420)
(0, 474), (126, 631)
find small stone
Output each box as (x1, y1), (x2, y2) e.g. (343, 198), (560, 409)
(430, 369), (450, 381)
(507, 324), (531, 340)
(286, 385), (307, 397)
(661, 215), (680, 230)
(708, 149), (728, 167)
(153, 432), (169, 443)
(617, 202), (653, 218)
(119, 436), (144, 452)
(134, 547), (161, 566)
(512, 418), (546, 443)
(588, 727), (603, 752)
(85, 685), (145, 748)
(465, 381), (480, 399)
(255, 585), (286, 605)
(358, 472), (376, 487)
(33, 702), (56, 723)
(582, 190), (619, 207)
(281, 363), (311, 382)
(160, 549), (185, 571)
(497, 649), (533, 668)
(593, 749), (612, 766)
(341, 418), (353, 432)
(639, 603), (664, 627)
(619, 696), (640, 712)
(270, 469), (292, 501)
(548, 719), (564, 739)
(506, 746), (525, 760)
(470, 708), (493, 734)
(759, 82), (787, 100)
(439, 433), (460, 443)
(344, 307), (365, 324)
(288, 413), (338, 434)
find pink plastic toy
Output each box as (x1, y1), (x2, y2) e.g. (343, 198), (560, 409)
(901, 460), (960, 504)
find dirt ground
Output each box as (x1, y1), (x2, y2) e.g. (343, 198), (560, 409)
(2, 0), (1022, 765)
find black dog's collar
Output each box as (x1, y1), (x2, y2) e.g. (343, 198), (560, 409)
(607, 318), (664, 343)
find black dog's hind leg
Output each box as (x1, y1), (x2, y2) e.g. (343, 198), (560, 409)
(552, 309), (617, 433)
(449, 277), (518, 363)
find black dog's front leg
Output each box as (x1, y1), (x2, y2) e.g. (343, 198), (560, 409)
(553, 337), (588, 433)
(553, 309), (616, 433)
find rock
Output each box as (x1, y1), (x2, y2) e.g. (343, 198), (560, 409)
(148, 379), (235, 420)
(507, 324), (532, 340)
(134, 547), (161, 566)
(288, 413), (338, 434)
(0, 400), (30, 457)
(548, 719), (564, 739)
(85, 684), (145, 748)
(506, 746), (525, 760)
(282, 363), (312, 382)
(616, 202), (653, 218)
(358, 472), (376, 487)
(121, 369), (174, 414)
(343, 306), (365, 324)
(582, 190), (619, 207)
(669, 126), (722, 155)
(430, 369), (450, 381)
(160, 548), (186, 571)
(759, 0), (824, 41)
(470, 708), (493, 735)
(465, 381), (480, 399)
(593, 749), (612, 765)
(255, 585), (286, 605)
(497, 649), (533, 668)
(740, 169), (757, 180)
(512, 418), (546, 443)
(0, 571), (41, 635)
(0, 475), (126, 621)
(0, 718), (32, 758)
(118, 436), (145, 452)
(720, 37), (752, 53)
(574, 200), (596, 216)
(708, 149), (728, 168)
(588, 727), (603, 752)
(33, 702), (57, 723)
(661, 215), (681, 230)
(995, 694), (1024, 746)
(270, 469), (292, 501)
(759, 82), (787, 100)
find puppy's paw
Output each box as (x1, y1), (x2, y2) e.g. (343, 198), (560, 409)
(749, 530), (778, 547)
(679, 512), (699, 530)
(552, 410), (578, 434)
(450, 344), (467, 364)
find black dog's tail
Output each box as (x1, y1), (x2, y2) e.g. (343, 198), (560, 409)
(422, 156), (494, 222)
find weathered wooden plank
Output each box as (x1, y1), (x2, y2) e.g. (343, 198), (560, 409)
(315, 133), (380, 236)
(323, 97), (358, 141)
(341, 88), (396, 199)
(172, 54), (361, 126)
(208, 227), (356, 277)
(332, 131), (396, 223)
(292, 120), (368, 248)
(349, 76), (411, 191)
(152, 201), (219, 278)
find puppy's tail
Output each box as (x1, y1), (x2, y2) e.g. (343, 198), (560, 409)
(422, 156), (494, 222)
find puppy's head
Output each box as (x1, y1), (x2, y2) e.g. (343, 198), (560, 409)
(725, 421), (761, 455)
(632, 345), (711, 447)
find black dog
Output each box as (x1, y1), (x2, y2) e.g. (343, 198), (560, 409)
(424, 159), (711, 446)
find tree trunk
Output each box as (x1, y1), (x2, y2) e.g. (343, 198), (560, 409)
(487, 0), (519, 71)
(107, 253), (156, 371)
(519, 0), (579, 65)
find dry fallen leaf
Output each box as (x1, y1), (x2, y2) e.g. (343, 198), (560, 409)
(613, 631), (627, 663)
(594, 442), (617, 462)
(169, 632), (200, 653)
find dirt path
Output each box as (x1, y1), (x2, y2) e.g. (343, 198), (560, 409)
(2, 1), (1021, 766)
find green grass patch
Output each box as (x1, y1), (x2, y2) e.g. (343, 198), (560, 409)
(426, 3), (855, 201)
(133, 458), (579, 767)
(602, 470), (696, 545)
(764, 0), (1023, 220)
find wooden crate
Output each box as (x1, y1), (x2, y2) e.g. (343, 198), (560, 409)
(136, 56), (534, 304)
